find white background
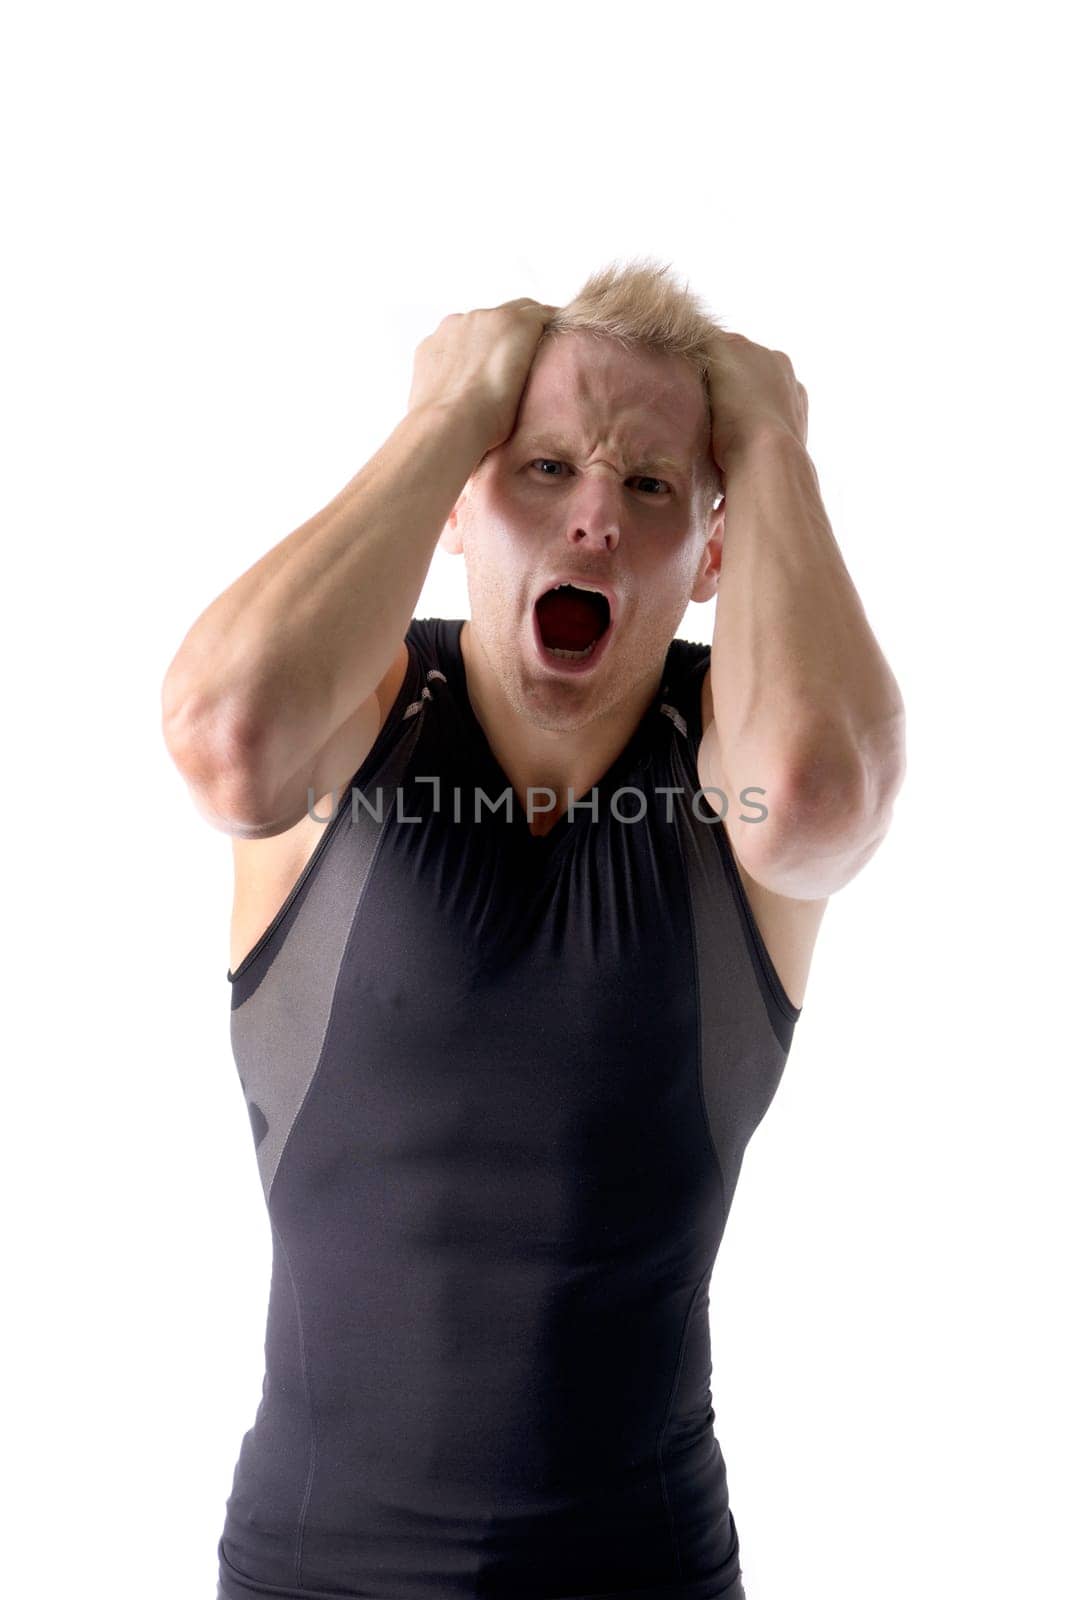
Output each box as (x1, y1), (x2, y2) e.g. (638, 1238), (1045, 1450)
(4, 4), (1063, 1597)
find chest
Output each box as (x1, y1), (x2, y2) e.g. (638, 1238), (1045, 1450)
(329, 796), (698, 1120)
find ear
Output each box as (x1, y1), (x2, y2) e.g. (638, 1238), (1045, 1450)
(689, 503), (725, 604)
(439, 482), (471, 555)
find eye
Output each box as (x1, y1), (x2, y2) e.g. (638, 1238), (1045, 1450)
(528, 460), (671, 496)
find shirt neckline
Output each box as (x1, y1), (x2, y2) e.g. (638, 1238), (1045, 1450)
(439, 618), (671, 853)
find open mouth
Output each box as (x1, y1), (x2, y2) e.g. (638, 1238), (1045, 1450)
(533, 581), (613, 666)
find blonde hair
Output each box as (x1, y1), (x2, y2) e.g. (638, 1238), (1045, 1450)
(526, 256), (727, 519)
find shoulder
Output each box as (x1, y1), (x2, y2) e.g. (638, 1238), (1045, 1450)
(662, 640), (712, 743)
(660, 636), (711, 738)
(666, 635), (711, 682)
(227, 618), (461, 980)
(405, 615), (460, 658)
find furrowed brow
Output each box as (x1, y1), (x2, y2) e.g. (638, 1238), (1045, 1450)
(518, 435), (687, 477)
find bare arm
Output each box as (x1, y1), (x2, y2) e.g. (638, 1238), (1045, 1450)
(160, 401), (487, 833)
(702, 427), (906, 895)
(696, 333), (905, 896)
(161, 297), (558, 835)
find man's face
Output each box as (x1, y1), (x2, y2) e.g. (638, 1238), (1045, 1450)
(442, 329), (723, 734)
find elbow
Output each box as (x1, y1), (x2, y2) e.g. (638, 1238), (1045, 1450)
(783, 701), (907, 839)
(161, 683), (279, 835)
(787, 745), (904, 848)
(161, 675), (252, 781)
(740, 745), (904, 899)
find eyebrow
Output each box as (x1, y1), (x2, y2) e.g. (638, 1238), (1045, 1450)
(516, 434), (689, 478)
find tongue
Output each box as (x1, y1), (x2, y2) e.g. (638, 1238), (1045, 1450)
(536, 588), (607, 651)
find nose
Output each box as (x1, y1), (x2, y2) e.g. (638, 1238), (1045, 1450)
(565, 466), (623, 550)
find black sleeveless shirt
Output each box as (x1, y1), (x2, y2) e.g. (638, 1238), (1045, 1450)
(217, 617), (800, 1600)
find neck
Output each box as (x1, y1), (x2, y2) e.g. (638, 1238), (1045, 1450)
(459, 620), (660, 826)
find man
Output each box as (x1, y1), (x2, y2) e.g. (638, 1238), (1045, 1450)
(162, 263), (905, 1600)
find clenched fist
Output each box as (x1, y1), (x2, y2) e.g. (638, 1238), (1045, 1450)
(706, 331), (809, 477)
(408, 298), (561, 458)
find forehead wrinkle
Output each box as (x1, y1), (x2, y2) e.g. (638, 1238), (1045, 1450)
(515, 431), (690, 478)
(520, 343), (705, 480)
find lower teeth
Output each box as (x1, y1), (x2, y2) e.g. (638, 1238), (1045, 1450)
(546, 642), (596, 659)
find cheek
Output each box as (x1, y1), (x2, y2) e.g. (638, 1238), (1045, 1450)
(636, 542), (691, 591)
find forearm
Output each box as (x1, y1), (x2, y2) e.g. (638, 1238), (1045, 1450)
(710, 427), (906, 836)
(162, 402), (486, 770)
